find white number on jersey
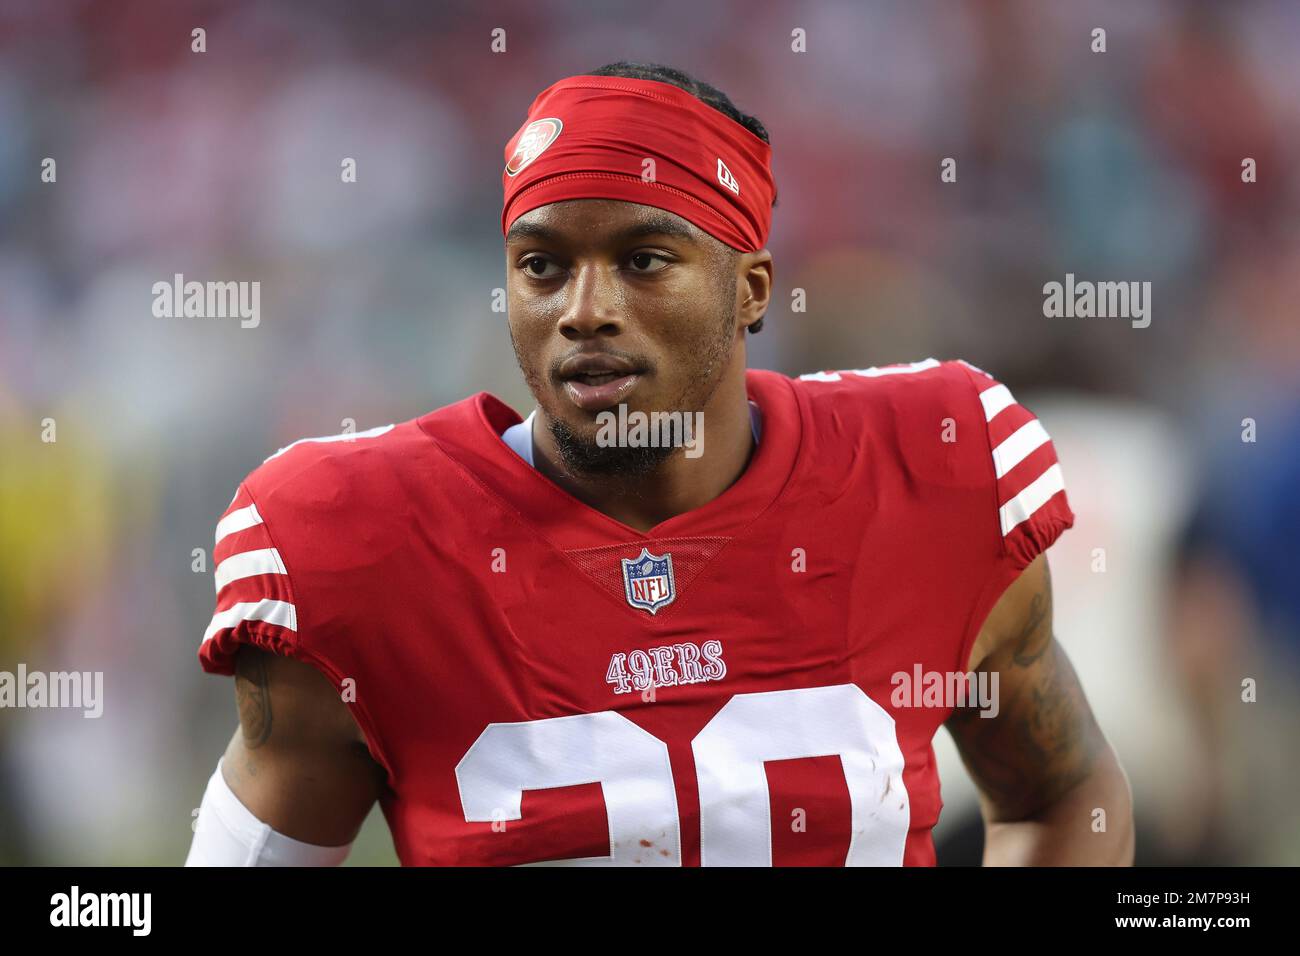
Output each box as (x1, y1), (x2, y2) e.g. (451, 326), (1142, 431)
(455, 683), (910, 866)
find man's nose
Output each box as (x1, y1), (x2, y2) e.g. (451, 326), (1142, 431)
(557, 262), (625, 340)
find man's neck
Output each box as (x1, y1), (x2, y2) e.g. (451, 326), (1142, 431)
(531, 376), (756, 534)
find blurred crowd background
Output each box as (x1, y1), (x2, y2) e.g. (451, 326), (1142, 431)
(1, 0), (1297, 866)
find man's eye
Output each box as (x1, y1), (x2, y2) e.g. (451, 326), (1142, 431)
(627, 252), (670, 273)
(522, 256), (563, 279)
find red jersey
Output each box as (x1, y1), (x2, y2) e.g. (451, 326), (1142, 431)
(198, 358), (1073, 866)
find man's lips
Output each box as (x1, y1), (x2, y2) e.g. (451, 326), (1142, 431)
(562, 372), (642, 411)
(555, 353), (647, 412)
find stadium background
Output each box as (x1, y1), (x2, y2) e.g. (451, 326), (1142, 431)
(1, 0), (1297, 865)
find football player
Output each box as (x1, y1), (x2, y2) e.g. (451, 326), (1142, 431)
(186, 62), (1133, 866)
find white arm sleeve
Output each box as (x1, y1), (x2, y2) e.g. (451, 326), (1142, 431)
(185, 758), (352, 867)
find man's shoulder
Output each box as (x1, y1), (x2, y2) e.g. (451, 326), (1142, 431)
(198, 390), (515, 683)
(779, 357), (991, 437)
(234, 392), (498, 519)
(240, 418), (412, 508)
(781, 357), (1074, 565)
(785, 357), (985, 405)
(775, 357), (1029, 499)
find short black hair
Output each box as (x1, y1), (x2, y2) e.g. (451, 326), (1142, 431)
(587, 60), (771, 146)
(587, 61), (772, 334)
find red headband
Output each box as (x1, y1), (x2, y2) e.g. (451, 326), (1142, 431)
(501, 75), (776, 252)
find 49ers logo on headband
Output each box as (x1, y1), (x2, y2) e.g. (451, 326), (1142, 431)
(505, 117), (562, 177)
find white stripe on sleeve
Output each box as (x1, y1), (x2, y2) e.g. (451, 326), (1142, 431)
(214, 548), (288, 593)
(202, 599), (297, 646)
(999, 463), (1066, 536)
(979, 384), (1015, 422)
(991, 419), (1051, 479)
(215, 504), (263, 546)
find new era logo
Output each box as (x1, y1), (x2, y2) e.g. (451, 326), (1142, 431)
(716, 158), (739, 195)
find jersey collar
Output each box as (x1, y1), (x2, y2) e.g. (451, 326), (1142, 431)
(422, 369), (803, 549)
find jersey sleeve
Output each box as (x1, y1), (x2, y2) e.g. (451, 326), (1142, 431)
(959, 361), (1075, 570)
(198, 481), (300, 676)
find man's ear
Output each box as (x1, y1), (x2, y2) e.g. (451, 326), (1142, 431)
(738, 249), (773, 334)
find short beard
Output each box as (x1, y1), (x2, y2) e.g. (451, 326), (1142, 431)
(548, 416), (677, 479)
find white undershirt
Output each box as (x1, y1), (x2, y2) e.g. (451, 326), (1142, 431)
(501, 402), (763, 468)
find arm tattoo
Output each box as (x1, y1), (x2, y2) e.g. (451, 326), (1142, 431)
(234, 649), (273, 749)
(1010, 588), (1051, 667)
(946, 562), (1103, 821)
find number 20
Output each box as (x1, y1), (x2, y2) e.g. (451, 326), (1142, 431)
(456, 683), (910, 866)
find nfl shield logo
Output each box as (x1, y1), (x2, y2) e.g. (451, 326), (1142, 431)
(621, 548), (676, 615)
